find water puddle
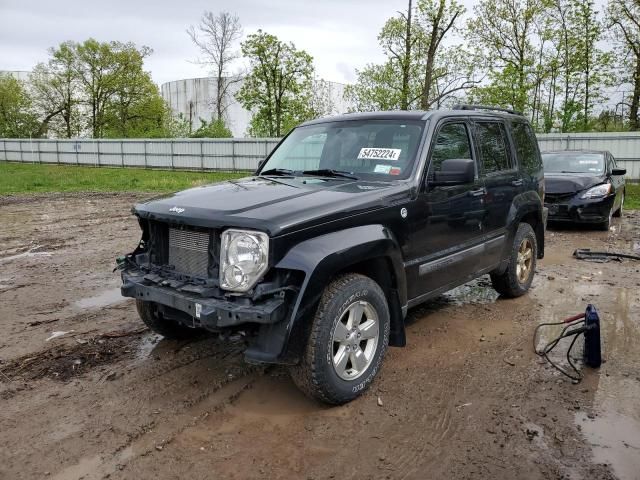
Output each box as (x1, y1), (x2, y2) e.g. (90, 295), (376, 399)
(444, 278), (499, 306)
(533, 275), (640, 479)
(575, 392), (640, 480)
(74, 288), (127, 310)
(133, 332), (163, 361)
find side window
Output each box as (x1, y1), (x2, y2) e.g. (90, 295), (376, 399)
(428, 122), (473, 180)
(475, 122), (513, 174)
(512, 122), (540, 173)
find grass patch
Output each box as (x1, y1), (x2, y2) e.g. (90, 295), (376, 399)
(0, 162), (246, 195)
(625, 183), (640, 210)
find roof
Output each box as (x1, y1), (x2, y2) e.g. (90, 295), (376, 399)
(301, 108), (528, 127)
(301, 110), (430, 126)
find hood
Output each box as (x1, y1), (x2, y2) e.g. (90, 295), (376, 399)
(544, 172), (606, 194)
(134, 176), (411, 236)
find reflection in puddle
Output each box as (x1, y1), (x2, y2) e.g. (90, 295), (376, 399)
(576, 407), (640, 480)
(133, 332), (165, 362)
(75, 288), (127, 310)
(444, 277), (499, 306)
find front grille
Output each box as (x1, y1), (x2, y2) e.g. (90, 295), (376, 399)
(168, 228), (210, 277)
(545, 192), (575, 204)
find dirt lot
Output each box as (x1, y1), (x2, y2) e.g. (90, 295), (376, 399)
(1, 193), (639, 480)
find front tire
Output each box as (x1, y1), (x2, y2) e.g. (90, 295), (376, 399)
(289, 273), (390, 405)
(490, 223), (537, 298)
(136, 300), (201, 339)
(598, 206), (613, 231)
(613, 191), (624, 217)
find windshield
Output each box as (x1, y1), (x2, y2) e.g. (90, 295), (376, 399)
(542, 152), (605, 174)
(259, 120), (426, 180)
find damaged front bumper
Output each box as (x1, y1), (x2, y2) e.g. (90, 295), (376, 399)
(121, 269), (287, 329)
(545, 194), (615, 224)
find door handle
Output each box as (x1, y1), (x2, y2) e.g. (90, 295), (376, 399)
(469, 188), (486, 197)
(511, 179), (524, 187)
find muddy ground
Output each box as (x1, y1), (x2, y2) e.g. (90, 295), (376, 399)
(0, 193), (639, 480)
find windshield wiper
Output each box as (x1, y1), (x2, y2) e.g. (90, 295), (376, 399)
(301, 169), (358, 180)
(260, 168), (295, 176)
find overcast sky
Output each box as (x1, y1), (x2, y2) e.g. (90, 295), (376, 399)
(0, 0), (445, 86)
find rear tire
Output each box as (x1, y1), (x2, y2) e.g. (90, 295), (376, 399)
(136, 300), (201, 339)
(289, 273), (390, 405)
(490, 223), (537, 298)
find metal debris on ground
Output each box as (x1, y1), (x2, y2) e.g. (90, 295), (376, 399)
(573, 248), (640, 263)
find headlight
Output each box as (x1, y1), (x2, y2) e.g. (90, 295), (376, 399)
(220, 229), (269, 292)
(580, 184), (611, 199)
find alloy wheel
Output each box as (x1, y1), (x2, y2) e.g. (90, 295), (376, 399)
(332, 300), (379, 380)
(516, 238), (533, 284)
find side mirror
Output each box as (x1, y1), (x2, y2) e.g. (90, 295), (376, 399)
(256, 158), (266, 173)
(612, 167), (626, 176)
(430, 158), (475, 186)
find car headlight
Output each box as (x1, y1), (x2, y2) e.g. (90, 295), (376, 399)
(220, 229), (269, 292)
(580, 184), (611, 199)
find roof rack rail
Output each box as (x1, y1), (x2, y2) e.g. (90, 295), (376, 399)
(452, 104), (523, 116)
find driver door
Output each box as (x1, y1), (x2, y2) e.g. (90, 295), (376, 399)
(406, 120), (487, 300)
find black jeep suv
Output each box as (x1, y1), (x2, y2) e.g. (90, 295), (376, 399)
(119, 105), (547, 404)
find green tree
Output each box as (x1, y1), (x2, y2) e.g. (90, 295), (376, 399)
(344, 0), (475, 112)
(0, 74), (39, 138)
(569, 0), (611, 130)
(345, 61), (414, 111)
(235, 30), (314, 137)
(418, 0), (466, 109)
(190, 117), (233, 138)
(607, 0), (640, 130)
(74, 39), (154, 138)
(162, 111), (191, 138)
(466, 0), (544, 113)
(30, 41), (81, 138)
(102, 55), (167, 138)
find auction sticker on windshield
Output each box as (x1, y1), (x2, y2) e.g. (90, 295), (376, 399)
(358, 148), (401, 161)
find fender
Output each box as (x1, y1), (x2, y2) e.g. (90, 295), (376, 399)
(494, 191), (546, 274)
(245, 224), (407, 364)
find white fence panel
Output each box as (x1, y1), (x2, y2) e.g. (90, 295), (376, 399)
(99, 141), (124, 166)
(1, 134), (638, 179)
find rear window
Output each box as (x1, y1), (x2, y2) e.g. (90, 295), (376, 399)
(542, 153), (605, 174)
(512, 122), (540, 173)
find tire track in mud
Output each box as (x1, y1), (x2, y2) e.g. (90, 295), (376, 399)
(381, 300), (536, 480)
(50, 340), (265, 480)
(3, 327), (267, 480)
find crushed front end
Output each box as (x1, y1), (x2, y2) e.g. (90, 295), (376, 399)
(118, 216), (302, 361)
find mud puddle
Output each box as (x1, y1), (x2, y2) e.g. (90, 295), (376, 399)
(0, 329), (148, 383)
